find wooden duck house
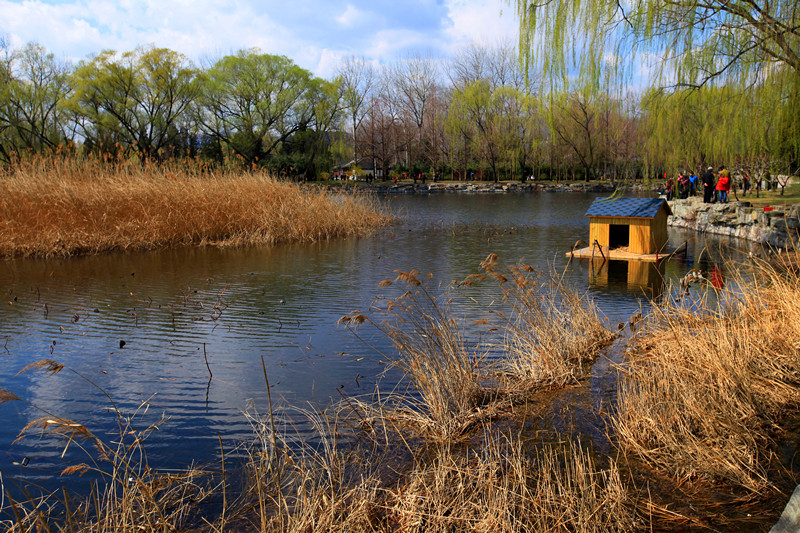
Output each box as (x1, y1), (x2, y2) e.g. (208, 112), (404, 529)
(569, 197), (672, 261)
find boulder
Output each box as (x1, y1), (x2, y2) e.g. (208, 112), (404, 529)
(771, 485), (800, 533)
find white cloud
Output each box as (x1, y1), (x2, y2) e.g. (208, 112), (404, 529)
(0, 0), (519, 76)
(336, 4), (370, 27)
(441, 0), (518, 53)
(313, 48), (348, 79)
(368, 28), (430, 59)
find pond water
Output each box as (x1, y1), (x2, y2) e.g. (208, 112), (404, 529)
(0, 192), (757, 493)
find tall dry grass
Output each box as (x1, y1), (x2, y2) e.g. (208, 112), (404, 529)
(485, 256), (617, 391)
(226, 405), (642, 533)
(386, 434), (639, 533)
(0, 156), (389, 258)
(340, 274), (486, 441)
(611, 256), (800, 492)
(339, 256), (617, 440)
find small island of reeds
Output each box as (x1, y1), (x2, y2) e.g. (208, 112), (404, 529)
(0, 156), (390, 258)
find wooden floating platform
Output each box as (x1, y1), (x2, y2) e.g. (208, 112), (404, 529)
(567, 246), (671, 262)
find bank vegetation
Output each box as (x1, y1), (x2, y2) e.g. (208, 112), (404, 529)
(2, 35), (797, 186)
(0, 156), (390, 258)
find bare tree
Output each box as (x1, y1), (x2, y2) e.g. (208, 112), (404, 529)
(337, 56), (375, 169)
(390, 54), (438, 169)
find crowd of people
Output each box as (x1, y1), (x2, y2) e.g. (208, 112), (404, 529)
(663, 164), (748, 204)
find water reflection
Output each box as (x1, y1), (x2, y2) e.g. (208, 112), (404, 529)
(587, 260), (667, 300)
(0, 192), (760, 494)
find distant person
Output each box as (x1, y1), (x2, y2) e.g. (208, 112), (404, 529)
(664, 173), (674, 201)
(702, 166), (715, 203)
(715, 164), (731, 203)
(742, 172), (750, 195)
(689, 172), (698, 196)
(678, 172), (690, 199)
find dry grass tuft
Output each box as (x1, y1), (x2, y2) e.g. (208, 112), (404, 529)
(0, 388), (21, 406)
(209, 404), (386, 532)
(0, 156), (390, 258)
(612, 257), (800, 492)
(219, 405), (643, 533)
(17, 359), (65, 376)
(343, 276), (490, 440)
(340, 257), (617, 440)
(497, 263), (617, 391)
(384, 433), (640, 532)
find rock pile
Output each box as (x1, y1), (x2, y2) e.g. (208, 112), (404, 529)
(668, 196), (800, 248)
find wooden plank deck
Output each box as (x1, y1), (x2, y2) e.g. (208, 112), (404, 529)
(566, 246), (665, 262)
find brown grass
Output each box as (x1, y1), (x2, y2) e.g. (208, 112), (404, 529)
(611, 256), (800, 492)
(216, 405), (642, 533)
(492, 258), (618, 391)
(350, 269), (489, 440)
(384, 434), (639, 533)
(0, 156), (390, 258)
(339, 257), (617, 441)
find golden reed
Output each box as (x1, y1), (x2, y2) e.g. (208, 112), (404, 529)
(0, 156), (390, 258)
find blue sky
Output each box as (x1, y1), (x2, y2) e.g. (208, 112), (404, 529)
(1, 0), (520, 77)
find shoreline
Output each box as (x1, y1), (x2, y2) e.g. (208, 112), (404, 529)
(668, 196), (800, 248)
(319, 180), (637, 195)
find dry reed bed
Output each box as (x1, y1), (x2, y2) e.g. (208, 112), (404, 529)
(340, 255), (617, 441)
(0, 157), (389, 258)
(382, 436), (638, 533)
(210, 408), (641, 532)
(612, 257), (800, 492)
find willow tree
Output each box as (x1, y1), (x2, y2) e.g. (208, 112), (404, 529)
(516, 2), (799, 88)
(70, 46), (198, 162)
(198, 50), (321, 167)
(0, 43), (73, 162)
(515, 1), (800, 171)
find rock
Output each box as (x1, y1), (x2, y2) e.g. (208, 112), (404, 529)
(772, 218), (788, 232)
(736, 206), (755, 225)
(771, 485), (800, 533)
(667, 197), (796, 248)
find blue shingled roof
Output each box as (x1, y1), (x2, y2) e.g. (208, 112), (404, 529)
(584, 197), (671, 219)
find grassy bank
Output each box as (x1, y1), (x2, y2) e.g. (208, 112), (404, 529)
(613, 254), (800, 493)
(0, 157), (390, 258)
(3, 255), (800, 531)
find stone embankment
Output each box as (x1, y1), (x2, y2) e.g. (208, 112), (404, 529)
(358, 181), (624, 194)
(668, 196), (800, 248)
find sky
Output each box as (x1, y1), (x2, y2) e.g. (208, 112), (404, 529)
(0, 0), (520, 78)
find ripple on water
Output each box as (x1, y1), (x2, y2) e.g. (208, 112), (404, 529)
(0, 192), (758, 495)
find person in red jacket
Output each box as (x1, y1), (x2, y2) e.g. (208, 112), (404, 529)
(715, 164), (731, 203)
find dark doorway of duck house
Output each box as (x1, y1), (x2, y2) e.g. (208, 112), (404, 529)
(609, 224), (630, 249)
